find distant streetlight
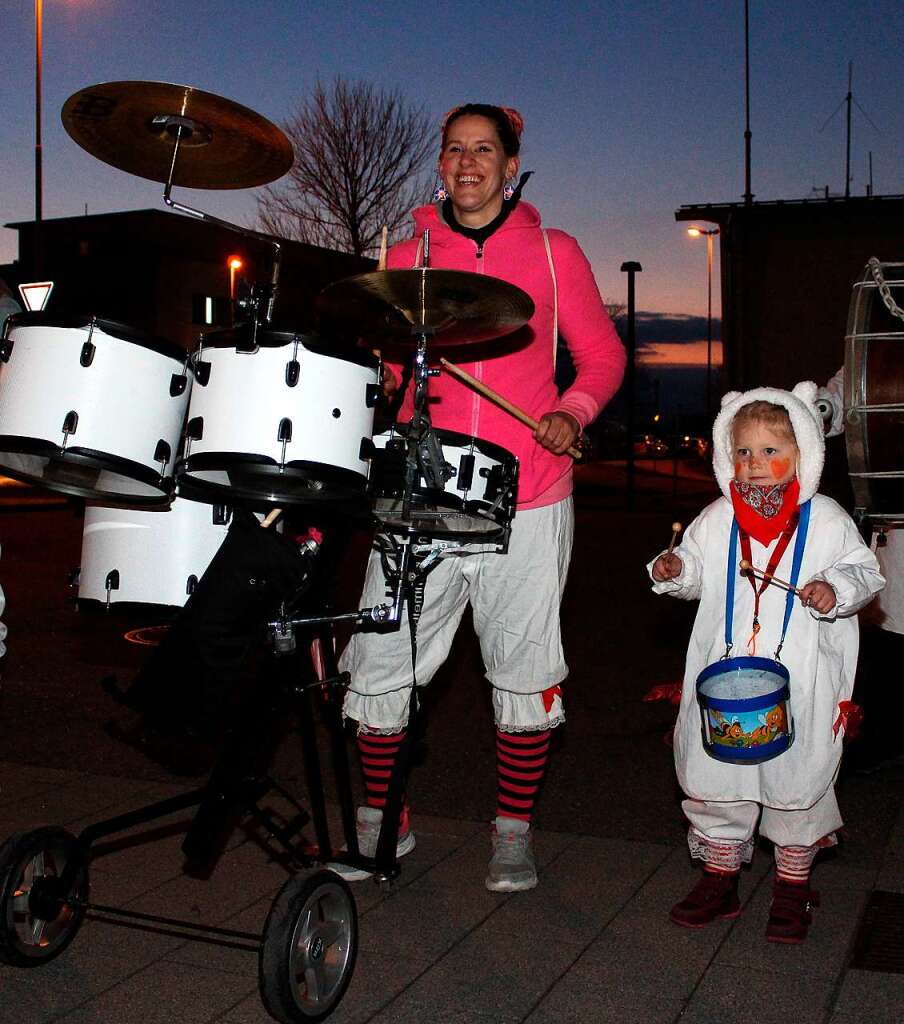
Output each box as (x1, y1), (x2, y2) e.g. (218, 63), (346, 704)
(227, 255), (243, 300)
(687, 227), (720, 421)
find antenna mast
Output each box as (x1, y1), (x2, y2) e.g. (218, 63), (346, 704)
(820, 60), (880, 199)
(844, 62), (852, 198)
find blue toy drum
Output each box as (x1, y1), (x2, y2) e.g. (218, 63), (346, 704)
(696, 656), (793, 765)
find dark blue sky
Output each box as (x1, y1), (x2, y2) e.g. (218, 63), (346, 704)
(3, 0), (902, 334)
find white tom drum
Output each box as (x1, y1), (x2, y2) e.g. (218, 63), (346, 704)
(0, 314), (192, 504)
(77, 498), (234, 608)
(369, 425), (518, 539)
(176, 332), (379, 509)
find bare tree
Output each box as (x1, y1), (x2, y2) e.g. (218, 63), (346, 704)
(257, 79), (435, 257)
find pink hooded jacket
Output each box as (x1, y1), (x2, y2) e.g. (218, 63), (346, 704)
(387, 201), (626, 508)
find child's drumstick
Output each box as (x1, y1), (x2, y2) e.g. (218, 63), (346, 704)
(261, 508), (282, 529)
(439, 357), (584, 460)
(739, 559), (803, 596)
(667, 522), (682, 555)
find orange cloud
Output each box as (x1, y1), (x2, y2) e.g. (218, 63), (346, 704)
(638, 340), (723, 367)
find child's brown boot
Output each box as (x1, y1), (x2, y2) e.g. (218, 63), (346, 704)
(765, 879), (819, 943)
(669, 870), (741, 928)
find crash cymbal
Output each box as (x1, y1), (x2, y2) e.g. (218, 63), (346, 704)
(315, 269), (534, 346)
(61, 81), (294, 189)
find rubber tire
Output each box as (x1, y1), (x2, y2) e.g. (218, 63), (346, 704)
(0, 827), (88, 967)
(259, 869), (358, 1023)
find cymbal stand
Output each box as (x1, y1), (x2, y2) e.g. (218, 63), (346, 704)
(155, 115), (282, 345)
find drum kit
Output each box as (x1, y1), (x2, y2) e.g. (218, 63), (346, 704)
(0, 81), (538, 1024)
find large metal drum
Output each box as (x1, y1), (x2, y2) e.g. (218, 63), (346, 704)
(845, 259), (904, 524)
(0, 314), (191, 504)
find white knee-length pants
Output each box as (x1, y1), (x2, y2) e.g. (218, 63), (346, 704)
(341, 498), (574, 734)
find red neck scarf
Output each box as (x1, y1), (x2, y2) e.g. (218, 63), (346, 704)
(730, 478), (800, 545)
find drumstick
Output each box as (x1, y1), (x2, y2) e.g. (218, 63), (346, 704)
(667, 522), (682, 555)
(739, 559), (803, 596)
(261, 508), (282, 529)
(439, 357), (584, 460)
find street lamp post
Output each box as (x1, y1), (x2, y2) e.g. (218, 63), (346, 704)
(687, 227), (720, 422)
(34, 0), (44, 276)
(227, 255), (243, 300)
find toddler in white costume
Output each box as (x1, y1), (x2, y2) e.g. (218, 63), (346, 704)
(649, 383), (884, 943)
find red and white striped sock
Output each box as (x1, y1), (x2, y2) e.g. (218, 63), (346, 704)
(775, 844), (818, 884)
(357, 730), (407, 811)
(496, 728), (551, 822)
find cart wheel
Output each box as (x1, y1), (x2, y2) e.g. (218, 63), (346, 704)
(0, 827), (88, 967)
(259, 869), (358, 1023)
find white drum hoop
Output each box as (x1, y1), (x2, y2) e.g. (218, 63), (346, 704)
(175, 332), (379, 511)
(0, 313), (191, 505)
(368, 425), (519, 540)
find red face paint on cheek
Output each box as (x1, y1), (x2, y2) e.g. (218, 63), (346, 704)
(769, 457), (791, 481)
(734, 460), (742, 477)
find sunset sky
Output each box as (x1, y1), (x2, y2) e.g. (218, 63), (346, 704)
(2, 0), (902, 366)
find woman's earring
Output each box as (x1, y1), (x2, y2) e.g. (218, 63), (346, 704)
(503, 180), (515, 201)
(432, 181), (448, 202)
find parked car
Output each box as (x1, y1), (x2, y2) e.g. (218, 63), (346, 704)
(633, 434), (669, 458)
(676, 435), (709, 459)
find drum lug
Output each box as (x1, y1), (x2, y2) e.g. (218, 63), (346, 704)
(60, 410), (79, 448)
(185, 417), (204, 441)
(278, 418), (292, 469)
(68, 568), (81, 588)
(170, 373), (188, 396)
(0, 336), (14, 363)
(154, 440), (171, 474)
(359, 437), (376, 461)
(285, 359), (300, 387)
(365, 382), (382, 408)
(194, 360), (211, 386)
(212, 504), (232, 526)
(104, 569), (120, 609)
(186, 575), (199, 597)
(456, 454), (474, 491)
(80, 341), (96, 367)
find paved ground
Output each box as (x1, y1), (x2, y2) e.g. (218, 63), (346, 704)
(0, 462), (902, 1023)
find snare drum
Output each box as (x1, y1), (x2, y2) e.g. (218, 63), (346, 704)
(369, 425), (518, 539)
(696, 656), (794, 765)
(844, 260), (904, 523)
(176, 332), (378, 509)
(0, 314), (191, 504)
(77, 498), (232, 607)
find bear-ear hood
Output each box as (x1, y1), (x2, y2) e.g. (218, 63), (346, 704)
(712, 382), (825, 504)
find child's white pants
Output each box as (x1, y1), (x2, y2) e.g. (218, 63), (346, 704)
(683, 787), (842, 870)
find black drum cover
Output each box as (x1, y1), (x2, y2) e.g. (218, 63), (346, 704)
(112, 509), (314, 746)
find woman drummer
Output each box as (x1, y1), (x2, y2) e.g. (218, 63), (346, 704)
(336, 104), (625, 891)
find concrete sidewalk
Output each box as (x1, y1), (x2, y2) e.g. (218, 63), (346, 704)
(2, 760), (903, 1024)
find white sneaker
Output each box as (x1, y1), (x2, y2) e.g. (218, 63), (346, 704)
(485, 816), (537, 892)
(328, 805), (416, 882)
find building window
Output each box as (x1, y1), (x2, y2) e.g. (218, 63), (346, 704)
(192, 294), (230, 325)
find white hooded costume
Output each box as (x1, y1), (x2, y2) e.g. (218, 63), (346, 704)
(649, 383), (884, 850)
